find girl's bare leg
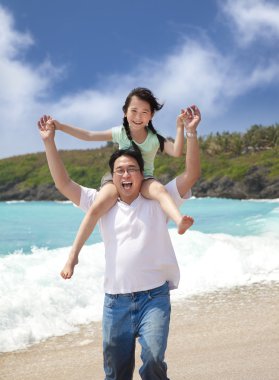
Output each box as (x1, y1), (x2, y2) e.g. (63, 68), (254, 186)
(140, 179), (194, 235)
(61, 182), (118, 279)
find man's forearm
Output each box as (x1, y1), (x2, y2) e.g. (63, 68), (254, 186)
(185, 134), (201, 185)
(43, 139), (71, 192)
(176, 134), (201, 197)
(176, 105), (201, 196)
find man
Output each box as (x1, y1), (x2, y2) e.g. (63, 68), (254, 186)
(38, 105), (201, 380)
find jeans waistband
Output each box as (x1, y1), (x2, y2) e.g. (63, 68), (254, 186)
(105, 282), (168, 298)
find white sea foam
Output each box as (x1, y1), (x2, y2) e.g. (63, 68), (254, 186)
(257, 206), (279, 237)
(5, 200), (26, 204)
(170, 229), (279, 299)
(245, 198), (279, 203)
(54, 200), (74, 204)
(0, 229), (278, 353)
(0, 244), (105, 353)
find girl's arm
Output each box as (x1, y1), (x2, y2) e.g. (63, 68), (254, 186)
(52, 119), (113, 142)
(163, 110), (186, 157)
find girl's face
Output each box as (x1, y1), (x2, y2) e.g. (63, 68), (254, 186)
(125, 96), (153, 131)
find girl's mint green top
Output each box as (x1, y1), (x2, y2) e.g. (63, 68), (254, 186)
(112, 125), (160, 177)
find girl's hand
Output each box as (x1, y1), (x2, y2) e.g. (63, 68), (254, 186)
(177, 109), (187, 129)
(50, 119), (62, 131)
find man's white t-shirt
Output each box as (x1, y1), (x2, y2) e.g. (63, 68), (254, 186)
(79, 179), (191, 294)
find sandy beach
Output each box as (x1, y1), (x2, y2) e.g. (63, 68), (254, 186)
(1, 282), (279, 380)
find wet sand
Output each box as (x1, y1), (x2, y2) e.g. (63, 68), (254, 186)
(1, 282), (279, 380)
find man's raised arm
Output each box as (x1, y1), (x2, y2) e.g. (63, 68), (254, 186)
(38, 115), (81, 206)
(176, 105), (201, 197)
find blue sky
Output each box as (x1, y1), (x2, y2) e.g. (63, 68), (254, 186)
(0, 0), (278, 158)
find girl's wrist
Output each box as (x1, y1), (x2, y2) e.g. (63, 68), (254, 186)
(176, 123), (184, 130)
(176, 118), (184, 129)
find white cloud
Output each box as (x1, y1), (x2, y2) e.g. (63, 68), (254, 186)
(46, 40), (235, 142)
(50, 90), (123, 127)
(0, 6), (63, 157)
(0, 6), (32, 58)
(221, 0), (279, 45)
(0, 3), (278, 158)
(34, 37), (279, 148)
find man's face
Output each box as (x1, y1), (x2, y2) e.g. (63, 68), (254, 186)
(112, 155), (143, 204)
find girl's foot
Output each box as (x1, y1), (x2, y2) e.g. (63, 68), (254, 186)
(178, 215), (194, 235)
(60, 257), (79, 279)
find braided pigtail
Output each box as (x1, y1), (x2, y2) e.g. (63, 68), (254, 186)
(147, 120), (166, 152)
(123, 117), (142, 155)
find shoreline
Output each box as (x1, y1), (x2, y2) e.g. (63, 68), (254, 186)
(1, 282), (279, 380)
(2, 197), (279, 203)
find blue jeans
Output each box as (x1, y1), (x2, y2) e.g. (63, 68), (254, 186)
(102, 282), (171, 380)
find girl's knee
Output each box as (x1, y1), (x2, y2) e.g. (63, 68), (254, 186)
(142, 179), (167, 195)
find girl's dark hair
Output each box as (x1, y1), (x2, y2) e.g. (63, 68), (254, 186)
(109, 149), (144, 175)
(122, 87), (166, 152)
(122, 87), (163, 114)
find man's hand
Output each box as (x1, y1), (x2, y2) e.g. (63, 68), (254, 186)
(37, 115), (55, 141)
(182, 105), (201, 132)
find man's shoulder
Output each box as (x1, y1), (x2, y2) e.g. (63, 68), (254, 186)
(79, 186), (98, 212)
(165, 178), (191, 203)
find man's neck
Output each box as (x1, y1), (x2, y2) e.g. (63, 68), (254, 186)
(119, 193), (140, 205)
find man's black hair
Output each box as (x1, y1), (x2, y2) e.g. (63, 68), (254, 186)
(109, 149), (144, 175)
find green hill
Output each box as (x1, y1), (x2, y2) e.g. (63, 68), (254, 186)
(1, 124), (278, 200)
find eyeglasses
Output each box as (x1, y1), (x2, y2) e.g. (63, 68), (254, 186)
(113, 168), (141, 176)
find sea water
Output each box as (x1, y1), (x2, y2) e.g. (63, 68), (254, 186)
(0, 198), (278, 353)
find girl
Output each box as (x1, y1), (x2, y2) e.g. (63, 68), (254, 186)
(47, 87), (195, 279)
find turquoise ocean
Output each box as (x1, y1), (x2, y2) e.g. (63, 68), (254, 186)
(0, 197), (279, 353)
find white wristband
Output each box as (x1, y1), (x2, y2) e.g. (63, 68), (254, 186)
(186, 130), (197, 138)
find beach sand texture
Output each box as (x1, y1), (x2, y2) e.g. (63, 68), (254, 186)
(1, 282), (278, 380)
